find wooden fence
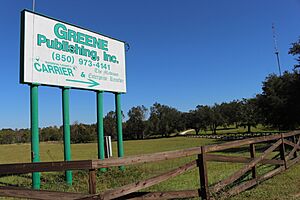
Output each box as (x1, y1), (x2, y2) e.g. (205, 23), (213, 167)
(0, 130), (299, 199)
(186, 131), (285, 140)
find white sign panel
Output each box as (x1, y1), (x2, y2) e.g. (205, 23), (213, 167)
(20, 10), (126, 93)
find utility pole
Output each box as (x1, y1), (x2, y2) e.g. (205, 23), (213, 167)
(272, 23), (282, 76)
(32, 0), (35, 12)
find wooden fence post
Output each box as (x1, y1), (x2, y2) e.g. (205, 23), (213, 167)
(280, 133), (287, 169)
(89, 169), (97, 194)
(197, 146), (209, 200)
(249, 144), (257, 179)
(292, 135), (298, 158)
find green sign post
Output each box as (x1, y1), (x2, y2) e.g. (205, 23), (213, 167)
(97, 91), (106, 172)
(115, 93), (124, 170)
(62, 87), (72, 185)
(30, 84), (40, 189)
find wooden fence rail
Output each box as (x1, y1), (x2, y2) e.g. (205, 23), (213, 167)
(0, 130), (299, 199)
(186, 131), (287, 140)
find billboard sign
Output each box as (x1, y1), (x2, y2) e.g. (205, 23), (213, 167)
(20, 10), (126, 93)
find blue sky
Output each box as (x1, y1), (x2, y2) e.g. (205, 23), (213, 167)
(0, 0), (299, 128)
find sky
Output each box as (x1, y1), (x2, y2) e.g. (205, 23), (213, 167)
(0, 0), (299, 129)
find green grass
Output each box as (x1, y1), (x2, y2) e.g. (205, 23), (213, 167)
(230, 163), (300, 200)
(0, 137), (299, 199)
(188, 124), (281, 135)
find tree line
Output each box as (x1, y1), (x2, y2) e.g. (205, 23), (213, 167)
(0, 37), (299, 144)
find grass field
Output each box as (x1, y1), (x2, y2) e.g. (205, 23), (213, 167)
(184, 124), (282, 135)
(0, 137), (299, 199)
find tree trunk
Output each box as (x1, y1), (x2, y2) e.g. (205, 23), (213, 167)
(247, 124), (251, 133)
(213, 128), (217, 134)
(213, 124), (217, 134)
(212, 124), (217, 135)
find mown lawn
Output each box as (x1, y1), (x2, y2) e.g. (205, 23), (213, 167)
(184, 124), (282, 135)
(0, 137), (299, 199)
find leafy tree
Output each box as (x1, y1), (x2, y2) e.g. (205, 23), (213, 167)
(71, 122), (96, 143)
(219, 101), (242, 128)
(147, 103), (182, 137)
(0, 129), (15, 144)
(185, 105), (210, 134)
(208, 104), (225, 134)
(184, 111), (200, 134)
(126, 105), (148, 139)
(104, 111), (117, 139)
(239, 98), (260, 133)
(256, 71), (300, 130)
(289, 37), (300, 69)
(16, 128), (30, 143)
(40, 126), (62, 141)
(103, 111), (125, 140)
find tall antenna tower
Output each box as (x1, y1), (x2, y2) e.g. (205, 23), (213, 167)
(32, 0), (35, 11)
(272, 23), (282, 76)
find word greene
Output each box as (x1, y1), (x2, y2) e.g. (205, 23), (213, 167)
(54, 23), (108, 51)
